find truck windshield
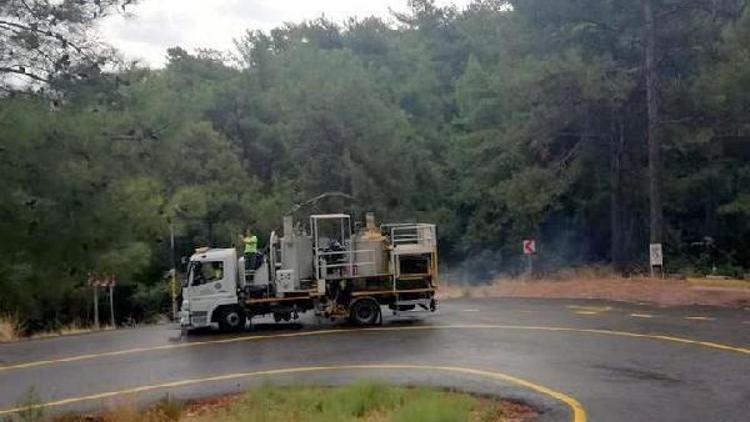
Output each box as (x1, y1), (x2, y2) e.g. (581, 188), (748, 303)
(187, 261), (224, 286)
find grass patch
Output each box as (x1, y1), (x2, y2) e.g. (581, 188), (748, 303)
(48, 382), (535, 421)
(184, 382), (524, 422)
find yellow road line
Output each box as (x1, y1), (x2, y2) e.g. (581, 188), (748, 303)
(365, 325), (750, 355)
(0, 364), (587, 422)
(0, 324), (747, 373)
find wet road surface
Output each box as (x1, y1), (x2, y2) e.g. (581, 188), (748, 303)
(0, 298), (748, 421)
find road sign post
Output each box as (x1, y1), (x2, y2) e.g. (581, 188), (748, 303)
(649, 243), (664, 278)
(527, 254), (532, 277)
(523, 239), (536, 277)
(89, 273), (116, 330)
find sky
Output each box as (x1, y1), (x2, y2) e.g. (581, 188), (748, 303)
(99, 0), (471, 68)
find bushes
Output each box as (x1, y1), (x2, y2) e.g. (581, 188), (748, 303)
(0, 314), (22, 342)
(0, 280), (171, 339)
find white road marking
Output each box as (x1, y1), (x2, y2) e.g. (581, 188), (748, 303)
(568, 305), (612, 313)
(685, 316), (715, 321)
(630, 314), (654, 318)
(463, 309), (480, 312)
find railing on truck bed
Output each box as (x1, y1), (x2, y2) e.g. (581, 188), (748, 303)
(382, 223), (437, 248)
(380, 224), (438, 315)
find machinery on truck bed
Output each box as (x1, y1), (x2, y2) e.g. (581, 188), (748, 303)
(180, 212), (438, 331)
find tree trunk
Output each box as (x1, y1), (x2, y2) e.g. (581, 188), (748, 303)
(611, 112), (626, 273)
(642, 0), (663, 245)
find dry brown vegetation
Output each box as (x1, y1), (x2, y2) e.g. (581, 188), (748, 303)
(0, 314), (22, 342)
(440, 268), (750, 307)
(0, 317), (116, 344)
(29, 323), (114, 340)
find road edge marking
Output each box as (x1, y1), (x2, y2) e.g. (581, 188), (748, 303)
(0, 364), (587, 422)
(1, 324), (747, 373)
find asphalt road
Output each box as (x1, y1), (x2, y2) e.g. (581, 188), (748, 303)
(0, 298), (748, 421)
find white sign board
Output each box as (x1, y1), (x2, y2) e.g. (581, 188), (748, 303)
(649, 243), (663, 267)
(523, 239), (536, 255)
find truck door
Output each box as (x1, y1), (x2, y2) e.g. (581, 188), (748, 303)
(184, 260), (228, 327)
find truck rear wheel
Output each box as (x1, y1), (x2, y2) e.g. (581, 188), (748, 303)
(350, 299), (380, 326)
(217, 307), (246, 332)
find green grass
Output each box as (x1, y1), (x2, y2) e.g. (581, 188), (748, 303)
(188, 381), (502, 422)
(47, 382), (522, 422)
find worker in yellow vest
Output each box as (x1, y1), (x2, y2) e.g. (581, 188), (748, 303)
(243, 231), (259, 270)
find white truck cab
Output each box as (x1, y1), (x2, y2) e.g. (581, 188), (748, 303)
(180, 248), (243, 330)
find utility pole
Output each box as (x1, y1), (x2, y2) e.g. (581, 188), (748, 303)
(610, 111), (626, 273)
(93, 284), (99, 330)
(642, 0), (664, 275)
(88, 273), (100, 330)
(170, 222), (177, 320)
(109, 275), (116, 327)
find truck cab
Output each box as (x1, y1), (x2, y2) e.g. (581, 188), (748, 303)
(180, 248), (243, 330)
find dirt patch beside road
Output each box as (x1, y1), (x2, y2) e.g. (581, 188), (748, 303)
(440, 276), (750, 308)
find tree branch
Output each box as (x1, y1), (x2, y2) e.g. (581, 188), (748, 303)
(0, 66), (50, 83)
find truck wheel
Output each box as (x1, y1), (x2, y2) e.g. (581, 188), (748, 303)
(350, 299), (380, 326)
(217, 307), (246, 332)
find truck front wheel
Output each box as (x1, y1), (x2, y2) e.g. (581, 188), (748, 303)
(350, 299), (380, 326)
(217, 306), (246, 332)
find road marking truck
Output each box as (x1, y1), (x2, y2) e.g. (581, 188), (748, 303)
(180, 212), (438, 331)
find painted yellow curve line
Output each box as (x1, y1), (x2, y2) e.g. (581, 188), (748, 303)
(0, 324), (747, 373)
(0, 364), (587, 422)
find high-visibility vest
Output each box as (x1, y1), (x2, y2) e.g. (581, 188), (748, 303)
(243, 235), (258, 254)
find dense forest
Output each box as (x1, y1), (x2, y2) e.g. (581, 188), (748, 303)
(1, 0), (749, 331)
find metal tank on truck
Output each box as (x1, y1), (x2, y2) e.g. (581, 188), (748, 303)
(180, 212), (438, 332)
